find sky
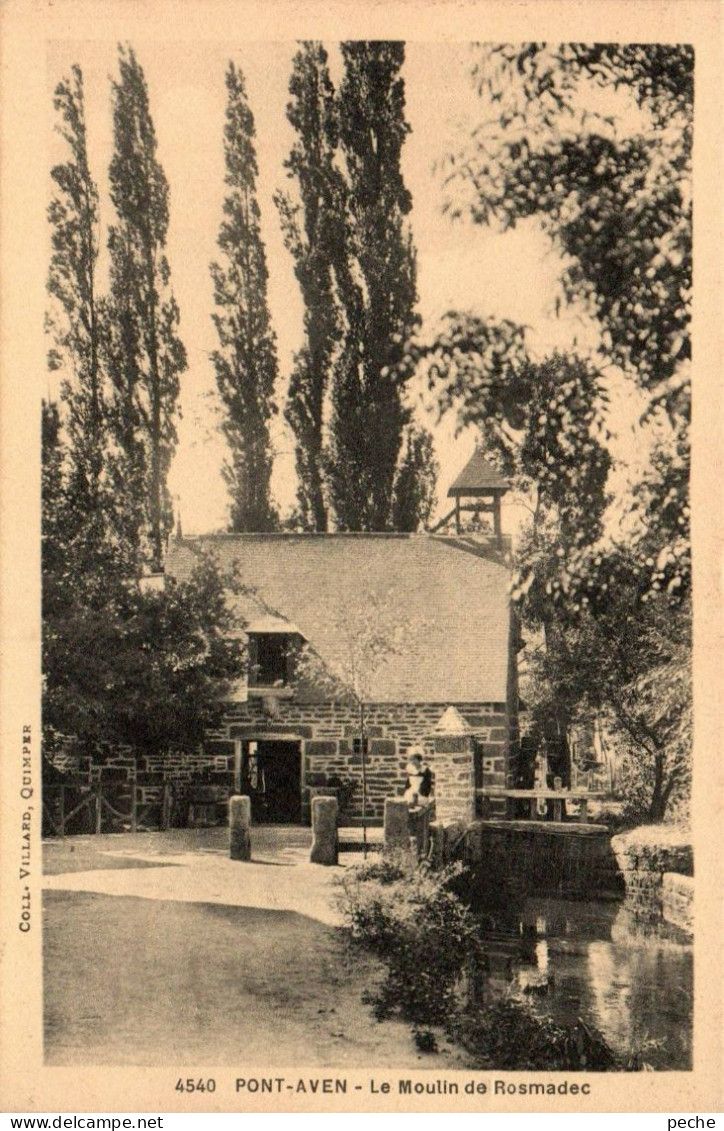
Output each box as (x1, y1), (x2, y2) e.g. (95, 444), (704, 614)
(46, 38), (653, 536)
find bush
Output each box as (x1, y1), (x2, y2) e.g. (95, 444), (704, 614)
(452, 997), (619, 1071)
(336, 855), (479, 1026)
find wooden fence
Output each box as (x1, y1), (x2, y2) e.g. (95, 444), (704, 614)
(42, 780), (174, 837)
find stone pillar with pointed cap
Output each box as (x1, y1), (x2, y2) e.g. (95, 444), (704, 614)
(447, 449), (510, 541)
(429, 706), (477, 823)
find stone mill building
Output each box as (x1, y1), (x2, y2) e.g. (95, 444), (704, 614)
(164, 519), (520, 827)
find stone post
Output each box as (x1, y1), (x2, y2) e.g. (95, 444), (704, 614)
(433, 733), (477, 823)
(229, 795), (252, 861)
(310, 796), (338, 865)
(384, 797), (411, 852)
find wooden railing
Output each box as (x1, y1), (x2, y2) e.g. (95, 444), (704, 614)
(477, 788), (607, 823)
(42, 781), (173, 837)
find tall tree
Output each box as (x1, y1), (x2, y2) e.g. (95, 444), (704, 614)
(104, 45), (186, 570)
(41, 399), (66, 613)
(395, 44), (694, 817)
(390, 423), (440, 533)
(326, 41), (420, 531)
(439, 43), (692, 598)
(448, 43), (693, 429)
(47, 65), (106, 541)
(402, 316), (692, 817)
(43, 551), (248, 763)
(211, 62), (279, 532)
(276, 43), (343, 531)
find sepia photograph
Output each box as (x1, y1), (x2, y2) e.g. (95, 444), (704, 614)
(1, 0), (721, 1116)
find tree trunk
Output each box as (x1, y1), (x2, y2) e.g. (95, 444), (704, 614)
(647, 751), (668, 822)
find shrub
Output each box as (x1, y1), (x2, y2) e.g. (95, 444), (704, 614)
(336, 855), (479, 1026)
(452, 997), (620, 1071)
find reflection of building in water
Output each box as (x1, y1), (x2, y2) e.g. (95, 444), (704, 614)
(585, 907), (693, 1068)
(478, 898), (692, 1069)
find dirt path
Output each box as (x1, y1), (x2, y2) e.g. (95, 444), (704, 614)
(43, 830), (472, 1069)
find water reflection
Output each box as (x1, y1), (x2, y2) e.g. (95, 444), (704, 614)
(476, 898), (692, 1070)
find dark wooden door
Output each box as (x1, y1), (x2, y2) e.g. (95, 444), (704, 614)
(243, 740), (301, 824)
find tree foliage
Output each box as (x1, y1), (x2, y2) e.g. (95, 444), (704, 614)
(517, 526), (691, 820)
(42, 400), (68, 598)
(104, 45), (187, 568)
(326, 41), (421, 531)
(399, 44), (694, 819)
(449, 43), (693, 424)
(43, 50), (242, 774)
(276, 43), (343, 531)
(47, 65), (107, 550)
(43, 396), (245, 769)
(279, 41), (436, 532)
(391, 423), (440, 533)
(401, 324), (611, 542)
(43, 548), (246, 760)
(211, 62), (279, 532)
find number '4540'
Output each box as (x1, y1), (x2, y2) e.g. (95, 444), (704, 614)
(176, 1079), (216, 1093)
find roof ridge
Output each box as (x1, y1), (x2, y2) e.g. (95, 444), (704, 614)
(174, 531), (512, 542)
(176, 531), (423, 540)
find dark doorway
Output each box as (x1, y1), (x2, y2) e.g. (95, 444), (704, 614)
(241, 740), (302, 824)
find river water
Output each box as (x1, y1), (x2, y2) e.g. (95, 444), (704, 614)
(477, 897), (693, 1070)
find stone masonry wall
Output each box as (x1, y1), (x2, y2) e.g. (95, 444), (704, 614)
(611, 825), (693, 927)
(153, 699), (508, 824)
(433, 735), (477, 823)
(45, 699), (510, 825)
(661, 872), (694, 935)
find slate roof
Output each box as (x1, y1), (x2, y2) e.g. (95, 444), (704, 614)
(165, 534), (512, 704)
(448, 449), (510, 496)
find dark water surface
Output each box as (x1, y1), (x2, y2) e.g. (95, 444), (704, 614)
(477, 897), (693, 1070)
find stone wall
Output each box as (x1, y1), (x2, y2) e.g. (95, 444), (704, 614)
(662, 872), (694, 935)
(195, 698), (508, 824)
(44, 698), (512, 825)
(433, 734), (477, 823)
(611, 825), (693, 928)
(464, 820), (624, 899)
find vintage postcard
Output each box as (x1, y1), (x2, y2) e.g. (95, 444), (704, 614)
(1, 0), (721, 1115)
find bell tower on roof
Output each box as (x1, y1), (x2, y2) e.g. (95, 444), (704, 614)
(440, 448), (510, 541)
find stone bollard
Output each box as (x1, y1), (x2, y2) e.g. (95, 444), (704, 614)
(229, 795), (252, 861)
(384, 797), (411, 853)
(310, 796), (338, 866)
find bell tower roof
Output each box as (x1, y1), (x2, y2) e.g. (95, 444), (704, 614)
(448, 449), (510, 497)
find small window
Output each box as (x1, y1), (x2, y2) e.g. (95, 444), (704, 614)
(249, 633), (291, 687)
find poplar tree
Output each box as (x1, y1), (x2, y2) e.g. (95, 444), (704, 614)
(278, 42), (437, 531)
(327, 41), (420, 531)
(41, 399), (66, 609)
(211, 62), (279, 532)
(390, 424), (439, 533)
(276, 43), (343, 531)
(105, 45), (186, 570)
(47, 65), (106, 543)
